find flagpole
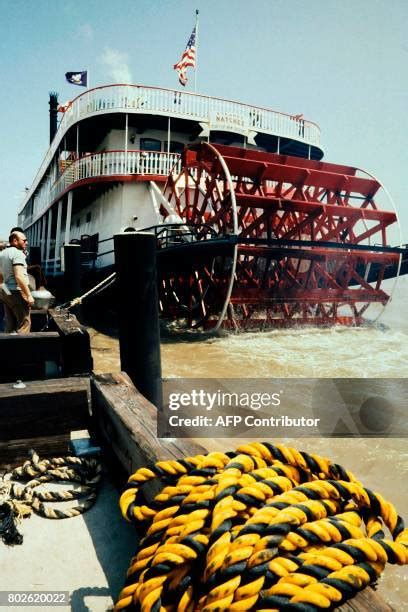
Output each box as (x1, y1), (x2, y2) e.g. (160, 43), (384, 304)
(194, 9), (199, 94)
(86, 69), (91, 109)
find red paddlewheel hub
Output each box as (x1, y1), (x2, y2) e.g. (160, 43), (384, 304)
(157, 143), (399, 331)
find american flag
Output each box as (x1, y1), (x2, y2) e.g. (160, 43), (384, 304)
(174, 26), (196, 86)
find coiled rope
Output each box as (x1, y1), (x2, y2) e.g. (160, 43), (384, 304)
(115, 442), (407, 611)
(0, 450), (102, 545)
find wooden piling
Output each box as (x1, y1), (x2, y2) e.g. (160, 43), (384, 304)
(28, 245), (42, 266)
(113, 232), (162, 408)
(63, 243), (81, 302)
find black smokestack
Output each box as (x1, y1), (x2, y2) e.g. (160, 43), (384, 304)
(49, 92), (59, 143)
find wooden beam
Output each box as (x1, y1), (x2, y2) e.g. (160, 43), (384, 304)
(0, 377), (90, 441)
(0, 332), (61, 382)
(91, 372), (205, 492)
(48, 309), (93, 376)
(0, 434), (72, 468)
(90, 371), (391, 611)
(337, 588), (392, 611)
(0, 332), (60, 361)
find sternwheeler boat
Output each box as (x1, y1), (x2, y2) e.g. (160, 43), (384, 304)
(18, 84), (403, 331)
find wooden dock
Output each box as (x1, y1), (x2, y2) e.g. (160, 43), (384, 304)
(0, 307), (395, 611)
(0, 308), (92, 384)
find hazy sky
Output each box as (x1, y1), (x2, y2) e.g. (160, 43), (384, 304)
(0, 0), (406, 242)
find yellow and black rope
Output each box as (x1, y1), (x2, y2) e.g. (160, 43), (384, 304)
(0, 450), (102, 544)
(115, 442), (407, 611)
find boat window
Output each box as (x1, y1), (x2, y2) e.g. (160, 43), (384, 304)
(86, 211), (92, 223)
(76, 218), (81, 227)
(140, 138), (161, 152)
(164, 141), (184, 154)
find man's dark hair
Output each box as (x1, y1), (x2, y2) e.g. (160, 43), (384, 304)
(10, 226), (24, 234)
(8, 231), (21, 244)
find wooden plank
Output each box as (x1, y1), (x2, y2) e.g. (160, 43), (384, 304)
(0, 332), (62, 383)
(337, 587), (393, 611)
(91, 371), (391, 612)
(0, 377), (90, 440)
(0, 332), (60, 361)
(0, 362), (45, 384)
(91, 372), (206, 494)
(0, 434), (72, 469)
(48, 309), (93, 376)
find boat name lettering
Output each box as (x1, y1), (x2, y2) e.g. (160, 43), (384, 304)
(209, 110), (248, 132)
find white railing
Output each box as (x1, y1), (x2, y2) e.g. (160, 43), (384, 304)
(25, 151), (180, 223)
(20, 84), (322, 214)
(58, 85), (321, 145)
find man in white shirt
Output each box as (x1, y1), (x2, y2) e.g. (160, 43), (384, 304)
(0, 231), (34, 333)
(0, 240), (6, 331)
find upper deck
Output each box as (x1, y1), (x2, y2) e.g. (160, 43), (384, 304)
(19, 84), (322, 215)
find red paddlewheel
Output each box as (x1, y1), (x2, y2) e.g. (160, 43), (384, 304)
(158, 143), (400, 331)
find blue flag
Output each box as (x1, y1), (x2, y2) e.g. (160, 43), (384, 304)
(65, 71), (88, 87)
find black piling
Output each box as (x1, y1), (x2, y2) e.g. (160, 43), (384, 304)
(63, 244), (81, 302)
(28, 246), (42, 266)
(114, 232), (162, 409)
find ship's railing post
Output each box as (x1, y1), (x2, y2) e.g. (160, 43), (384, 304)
(113, 232), (163, 409)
